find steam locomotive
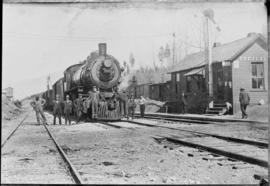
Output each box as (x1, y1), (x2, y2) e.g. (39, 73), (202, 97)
(42, 43), (123, 120)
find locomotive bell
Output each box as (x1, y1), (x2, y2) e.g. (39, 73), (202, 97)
(99, 43), (107, 56)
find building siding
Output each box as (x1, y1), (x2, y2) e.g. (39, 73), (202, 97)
(232, 43), (268, 113)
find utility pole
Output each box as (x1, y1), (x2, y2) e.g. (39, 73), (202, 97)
(172, 33), (176, 65)
(47, 75), (51, 91)
(203, 9), (214, 100)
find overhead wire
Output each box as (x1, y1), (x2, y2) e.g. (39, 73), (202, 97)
(3, 31), (203, 49)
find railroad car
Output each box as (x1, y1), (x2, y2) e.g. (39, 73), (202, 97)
(128, 81), (171, 102)
(44, 43), (123, 120)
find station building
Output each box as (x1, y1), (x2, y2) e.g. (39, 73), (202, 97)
(2, 87), (14, 101)
(168, 33), (268, 114)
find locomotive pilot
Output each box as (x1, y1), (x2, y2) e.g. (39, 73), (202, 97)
(30, 96), (47, 125)
(53, 94), (62, 125)
(64, 95), (73, 125)
(74, 93), (84, 123)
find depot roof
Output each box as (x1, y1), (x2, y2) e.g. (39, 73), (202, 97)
(168, 33), (267, 73)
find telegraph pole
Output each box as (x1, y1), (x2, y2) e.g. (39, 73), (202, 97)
(172, 33), (176, 65)
(47, 75), (51, 91)
(203, 10), (213, 100)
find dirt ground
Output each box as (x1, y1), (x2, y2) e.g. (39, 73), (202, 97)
(49, 119), (267, 184)
(134, 118), (268, 142)
(1, 100), (267, 184)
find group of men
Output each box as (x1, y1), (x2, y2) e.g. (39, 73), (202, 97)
(30, 85), (148, 125)
(112, 88), (147, 119)
(52, 94), (73, 125)
(30, 86), (250, 125)
(52, 86), (101, 124)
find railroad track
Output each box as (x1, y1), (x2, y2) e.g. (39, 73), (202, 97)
(42, 123), (84, 184)
(110, 120), (268, 169)
(134, 115), (215, 124)
(134, 113), (266, 124)
(1, 112), (30, 148)
(123, 120), (268, 148)
(1, 111), (83, 184)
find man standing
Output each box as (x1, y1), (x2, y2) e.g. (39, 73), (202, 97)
(88, 86), (100, 119)
(138, 96), (146, 118)
(30, 96), (47, 125)
(53, 94), (62, 125)
(120, 90), (128, 118)
(239, 88), (250, 119)
(64, 95), (73, 125)
(181, 92), (188, 114)
(74, 93), (84, 123)
(127, 94), (136, 119)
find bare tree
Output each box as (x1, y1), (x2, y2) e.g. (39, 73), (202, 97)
(129, 53), (135, 67)
(164, 44), (170, 58)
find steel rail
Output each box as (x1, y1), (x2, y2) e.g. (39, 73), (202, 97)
(42, 122), (84, 184)
(135, 115), (216, 124)
(1, 112), (30, 148)
(123, 120), (268, 148)
(153, 135), (268, 168)
(135, 113), (267, 124)
(97, 121), (123, 128)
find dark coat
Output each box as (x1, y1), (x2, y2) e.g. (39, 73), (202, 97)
(53, 100), (62, 115)
(74, 98), (84, 111)
(64, 100), (73, 114)
(239, 90), (250, 105)
(127, 99), (136, 108)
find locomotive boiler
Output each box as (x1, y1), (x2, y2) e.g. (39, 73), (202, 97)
(45, 43), (123, 121)
(64, 43), (121, 95)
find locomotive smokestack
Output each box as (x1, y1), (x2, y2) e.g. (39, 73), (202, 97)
(99, 43), (107, 56)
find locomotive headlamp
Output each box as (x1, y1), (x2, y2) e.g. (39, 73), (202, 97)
(104, 59), (112, 68)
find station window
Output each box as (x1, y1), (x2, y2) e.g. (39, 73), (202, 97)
(251, 62), (264, 89)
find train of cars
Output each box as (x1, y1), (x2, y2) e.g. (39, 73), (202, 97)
(42, 43), (123, 120)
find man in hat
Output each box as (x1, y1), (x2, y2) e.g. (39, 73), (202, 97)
(30, 96), (47, 125)
(138, 96), (146, 118)
(127, 94), (136, 119)
(88, 86), (100, 119)
(114, 88), (128, 118)
(64, 94), (73, 125)
(52, 94), (62, 125)
(239, 88), (250, 119)
(74, 93), (84, 123)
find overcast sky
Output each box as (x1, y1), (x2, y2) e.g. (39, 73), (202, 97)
(2, 2), (267, 99)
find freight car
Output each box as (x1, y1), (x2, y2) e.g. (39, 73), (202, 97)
(43, 43), (123, 120)
(128, 81), (171, 101)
